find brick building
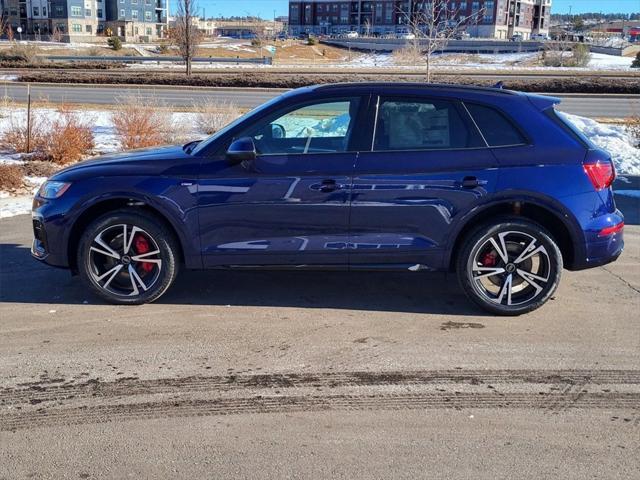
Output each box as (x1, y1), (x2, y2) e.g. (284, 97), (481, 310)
(288, 0), (551, 40)
(0, 0), (168, 41)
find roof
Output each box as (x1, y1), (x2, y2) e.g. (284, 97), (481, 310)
(311, 82), (520, 96)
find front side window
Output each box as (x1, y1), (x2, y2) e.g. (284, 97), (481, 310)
(236, 99), (360, 155)
(465, 103), (527, 147)
(373, 98), (479, 151)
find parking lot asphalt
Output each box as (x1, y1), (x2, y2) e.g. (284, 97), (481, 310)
(1, 214), (639, 479)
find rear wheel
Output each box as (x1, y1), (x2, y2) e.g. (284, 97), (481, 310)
(457, 217), (562, 316)
(77, 210), (180, 305)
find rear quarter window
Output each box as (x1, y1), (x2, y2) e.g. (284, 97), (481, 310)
(464, 103), (527, 147)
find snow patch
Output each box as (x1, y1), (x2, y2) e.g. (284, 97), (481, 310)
(563, 114), (640, 176)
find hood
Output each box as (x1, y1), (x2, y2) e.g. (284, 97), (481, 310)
(52, 144), (194, 181)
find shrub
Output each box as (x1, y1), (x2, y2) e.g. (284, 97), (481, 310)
(0, 110), (48, 154)
(632, 52), (640, 69)
(158, 43), (170, 54)
(192, 99), (241, 135)
(626, 115), (640, 148)
(87, 46), (104, 57)
(572, 43), (591, 68)
(0, 164), (24, 191)
(108, 36), (122, 51)
(21, 160), (60, 178)
(251, 38), (263, 47)
(111, 95), (173, 150)
(307, 36), (318, 45)
(40, 106), (95, 164)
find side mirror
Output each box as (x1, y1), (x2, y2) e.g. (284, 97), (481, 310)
(226, 137), (256, 164)
(271, 123), (285, 139)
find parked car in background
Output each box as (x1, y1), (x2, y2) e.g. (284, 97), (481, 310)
(345, 31), (359, 38)
(454, 32), (471, 40)
(31, 83), (624, 315)
(531, 33), (549, 41)
(510, 33), (524, 42)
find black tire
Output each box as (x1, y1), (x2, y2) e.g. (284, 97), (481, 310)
(77, 209), (180, 305)
(456, 216), (562, 316)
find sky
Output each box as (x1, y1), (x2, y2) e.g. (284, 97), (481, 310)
(170, 0), (639, 19)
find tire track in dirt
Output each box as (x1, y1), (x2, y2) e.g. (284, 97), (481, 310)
(2, 370), (639, 432)
(2, 393), (639, 432)
(2, 369), (639, 406)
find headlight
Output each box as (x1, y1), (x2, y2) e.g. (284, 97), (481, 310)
(38, 181), (71, 199)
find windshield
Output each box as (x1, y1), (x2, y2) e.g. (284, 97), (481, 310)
(191, 94), (289, 156)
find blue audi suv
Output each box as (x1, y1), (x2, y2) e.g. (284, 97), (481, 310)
(31, 83), (624, 315)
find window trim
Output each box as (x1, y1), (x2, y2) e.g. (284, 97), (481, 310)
(462, 101), (532, 148)
(370, 94), (487, 153)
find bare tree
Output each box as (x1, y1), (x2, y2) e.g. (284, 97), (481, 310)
(172, 0), (203, 76)
(398, 1), (485, 82)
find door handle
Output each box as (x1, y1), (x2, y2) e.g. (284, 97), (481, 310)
(319, 179), (338, 192)
(461, 176), (480, 189)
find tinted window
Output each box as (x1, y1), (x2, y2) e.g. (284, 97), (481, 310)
(465, 103), (527, 147)
(373, 98), (479, 151)
(238, 99), (360, 155)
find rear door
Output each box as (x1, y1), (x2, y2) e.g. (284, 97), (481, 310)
(349, 95), (499, 270)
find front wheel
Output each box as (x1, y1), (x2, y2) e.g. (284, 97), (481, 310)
(77, 210), (180, 305)
(457, 217), (562, 316)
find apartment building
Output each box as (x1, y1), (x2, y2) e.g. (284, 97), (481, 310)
(0, 0), (168, 41)
(288, 0), (551, 39)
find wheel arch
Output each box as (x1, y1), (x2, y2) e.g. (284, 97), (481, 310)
(447, 195), (585, 272)
(66, 197), (187, 274)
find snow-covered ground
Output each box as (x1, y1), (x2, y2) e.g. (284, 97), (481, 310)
(0, 107), (638, 218)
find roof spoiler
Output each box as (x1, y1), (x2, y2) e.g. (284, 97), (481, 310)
(525, 93), (561, 111)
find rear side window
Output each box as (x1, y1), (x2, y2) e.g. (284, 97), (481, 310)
(373, 98), (482, 151)
(465, 103), (527, 147)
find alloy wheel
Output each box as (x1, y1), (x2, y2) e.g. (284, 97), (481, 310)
(87, 224), (163, 297)
(468, 230), (551, 307)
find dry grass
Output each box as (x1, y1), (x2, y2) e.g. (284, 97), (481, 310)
(0, 164), (24, 191)
(40, 106), (94, 164)
(392, 45), (424, 66)
(192, 99), (241, 135)
(111, 95), (174, 150)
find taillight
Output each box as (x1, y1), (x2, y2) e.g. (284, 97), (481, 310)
(598, 222), (624, 237)
(583, 160), (615, 191)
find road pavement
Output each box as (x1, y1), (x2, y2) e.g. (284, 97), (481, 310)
(1, 214), (639, 479)
(1, 81), (638, 118)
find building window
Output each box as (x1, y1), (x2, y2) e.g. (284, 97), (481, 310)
(85, 8), (91, 16)
(146, 27), (152, 35)
(42, 7), (46, 16)
(146, 0), (152, 5)
(86, 25), (92, 33)
(71, 6), (82, 16)
(132, 0), (138, 4)
(33, 7), (39, 16)
(145, 11), (151, 21)
(97, 9), (103, 17)
(132, 10), (138, 19)
(120, 9), (125, 18)
(57, 23), (65, 32)
(72, 23), (82, 33)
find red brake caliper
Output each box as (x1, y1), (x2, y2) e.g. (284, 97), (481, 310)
(482, 251), (497, 267)
(134, 234), (154, 273)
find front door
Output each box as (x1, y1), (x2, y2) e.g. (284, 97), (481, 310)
(349, 95), (499, 270)
(197, 97), (364, 268)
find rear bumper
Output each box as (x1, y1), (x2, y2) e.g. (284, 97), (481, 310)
(570, 210), (625, 271)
